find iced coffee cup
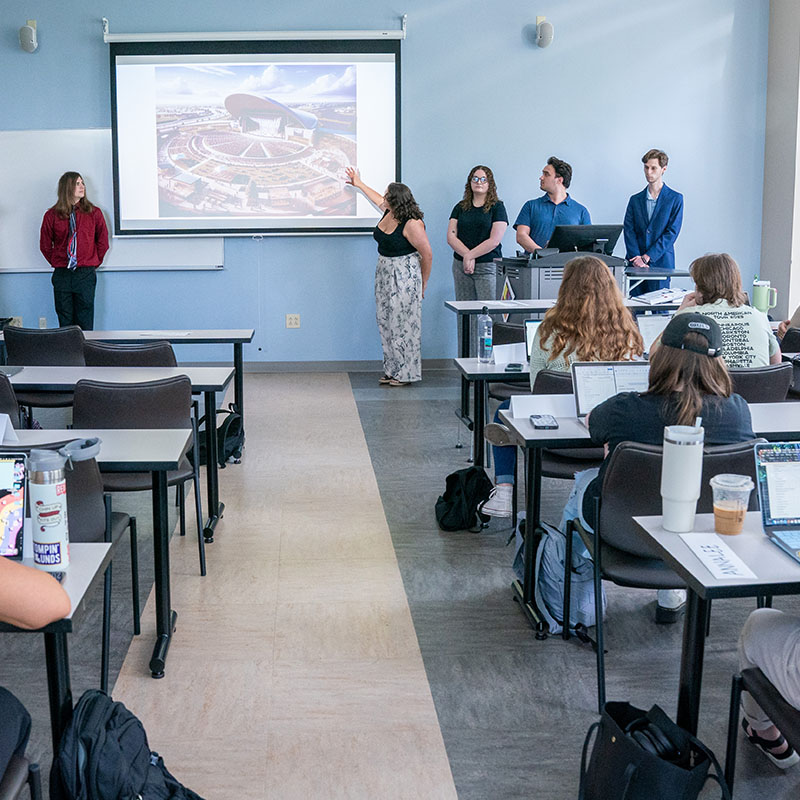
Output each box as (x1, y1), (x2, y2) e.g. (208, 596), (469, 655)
(709, 474), (754, 535)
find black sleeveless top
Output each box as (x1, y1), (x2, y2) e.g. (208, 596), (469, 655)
(373, 212), (417, 257)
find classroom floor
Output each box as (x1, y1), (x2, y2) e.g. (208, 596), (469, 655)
(4, 370), (800, 798)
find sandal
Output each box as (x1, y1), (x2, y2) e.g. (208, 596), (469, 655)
(389, 379), (410, 387)
(378, 375), (393, 385)
(742, 718), (800, 769)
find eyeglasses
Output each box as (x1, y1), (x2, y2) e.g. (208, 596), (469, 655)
(471, 176), (488, 184)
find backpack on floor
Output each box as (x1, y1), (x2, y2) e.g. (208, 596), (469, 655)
(52, 690), (205, 800)
(513, 517), (606, 634)
(435, 466), (493, 531)
(189, 403), (244, 469)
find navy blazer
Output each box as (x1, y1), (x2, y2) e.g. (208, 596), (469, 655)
(623, 184), (683, 271)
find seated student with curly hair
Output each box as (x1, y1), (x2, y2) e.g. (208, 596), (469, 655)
(479, 255), (644, 518)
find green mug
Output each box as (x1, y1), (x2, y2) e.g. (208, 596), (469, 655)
(752, 280), (777, 314)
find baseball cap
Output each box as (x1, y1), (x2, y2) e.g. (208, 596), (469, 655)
(660, 312), (723, 357)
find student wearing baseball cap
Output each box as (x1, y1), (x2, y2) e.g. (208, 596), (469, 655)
(558, 312), (755, 623)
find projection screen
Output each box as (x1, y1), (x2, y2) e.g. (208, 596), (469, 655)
(109, 40), (400, 236)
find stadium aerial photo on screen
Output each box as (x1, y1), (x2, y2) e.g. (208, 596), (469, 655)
(154, 63), (357, 218)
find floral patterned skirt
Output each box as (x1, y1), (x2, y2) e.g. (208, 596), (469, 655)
(375, 252), (422, 383)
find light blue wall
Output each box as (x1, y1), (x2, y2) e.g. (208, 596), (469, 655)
(0, 1), (769, 363)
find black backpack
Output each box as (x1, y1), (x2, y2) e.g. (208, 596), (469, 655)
(435, 466), (493, 531)
(190, 403), (244, 469)
(52, 690), (205, 800)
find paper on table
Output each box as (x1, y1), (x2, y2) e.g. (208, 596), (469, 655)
(678, 533), (756, 579)
(0, 414), (19, 443)
(509, 393), (575, 418)
(493, 342), (527, 365)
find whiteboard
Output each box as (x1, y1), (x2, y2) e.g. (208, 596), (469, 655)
(0, 129), (224, 271)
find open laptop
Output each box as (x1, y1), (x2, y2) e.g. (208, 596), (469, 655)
(570, 361), (650, 420)
(524, 319), (542, 360)
(0, 453), (26, 559)
(754, 442), (800, 564)
(636, 314), (673, 355)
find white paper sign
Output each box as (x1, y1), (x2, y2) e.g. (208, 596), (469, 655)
(493, 342), (527, 365)
(0, 414), (19, 443)
(679, 533), (757, 579)
(510, 393), (575, 418)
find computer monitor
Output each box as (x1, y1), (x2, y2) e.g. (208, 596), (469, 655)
(547, 224), (623, 255)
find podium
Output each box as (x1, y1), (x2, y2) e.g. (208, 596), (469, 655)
(495, 251), (627, 323)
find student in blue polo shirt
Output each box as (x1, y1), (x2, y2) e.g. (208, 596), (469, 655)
(513, 156), (591, 253)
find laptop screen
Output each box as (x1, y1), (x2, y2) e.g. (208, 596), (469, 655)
(755, 443), (800, 528)
(525, 320), (542, 359)
(636, 314), (673, 353)
(0, 454), (26, 559)
(570, 361), (650, 418)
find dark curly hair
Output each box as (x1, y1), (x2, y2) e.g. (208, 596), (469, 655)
(459, 165), (500, 212)
(385, 183), (424, 224)
(547, 156), (572, 189)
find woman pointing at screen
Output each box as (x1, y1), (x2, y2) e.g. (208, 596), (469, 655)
(345, 167), (432, 386)
(39, 172), (109, 330)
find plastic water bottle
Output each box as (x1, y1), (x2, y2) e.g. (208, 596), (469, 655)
(478, 307), (493, 363)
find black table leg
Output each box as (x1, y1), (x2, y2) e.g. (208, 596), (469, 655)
(677, 589), (710, 735)
(43, 632), (72, 752)
(149, 469), (176, 678)
(202, 390), (224, 542)
(511, 447), (548, 638)
(233, 343), (244, 426)
(456, 314), (473, 439)
(473, 378), (486, 468)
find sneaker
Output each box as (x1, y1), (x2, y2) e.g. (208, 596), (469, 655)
(742, 719), (800, 769)
(478, 484), (513, 518)
(484, 422), (513, 447)
(655, 589), (687, 624)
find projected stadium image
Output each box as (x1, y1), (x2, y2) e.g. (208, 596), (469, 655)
(110, 42), (399, 235)
(155, 64), (357, 218)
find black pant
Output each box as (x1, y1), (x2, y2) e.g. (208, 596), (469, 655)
(51, 267), (97, 331)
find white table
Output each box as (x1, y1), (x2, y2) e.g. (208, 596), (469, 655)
(0, 543), (112, 750)
(497, 401), (800, 637)
(633, 512), (800, 736)
(10, 365), (232, 542)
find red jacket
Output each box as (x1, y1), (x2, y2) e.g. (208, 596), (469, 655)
(39, 206), (109, 268)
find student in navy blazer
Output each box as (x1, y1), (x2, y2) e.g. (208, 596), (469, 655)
(623, 149), (683, 296)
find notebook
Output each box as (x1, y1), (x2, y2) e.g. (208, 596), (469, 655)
(754, 442), (800, 564)
(570, 361), (650, 419)
(636, 314), (673, 354)
(524, 319), (542, 360)
(0, 453), (26, 559)
(635, 287), (689, 305)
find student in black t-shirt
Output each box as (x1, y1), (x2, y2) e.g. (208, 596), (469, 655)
(447, 166), (508, 353)
(560, 313), (755, 622)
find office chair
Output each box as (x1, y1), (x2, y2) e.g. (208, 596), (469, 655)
(83, 340), (177, 367)
(729, 363), (792, 403)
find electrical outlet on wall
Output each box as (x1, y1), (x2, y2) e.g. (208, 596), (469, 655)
(39, 317), (47, 329)
(9, 317), (22, 328)
(286, 314), (300, 328)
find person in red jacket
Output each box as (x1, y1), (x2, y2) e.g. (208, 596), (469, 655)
(39, 172), (109, 330)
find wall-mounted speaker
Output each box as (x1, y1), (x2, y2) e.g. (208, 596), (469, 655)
(19, 21), (37, 53)
(537, 20), (554, 48)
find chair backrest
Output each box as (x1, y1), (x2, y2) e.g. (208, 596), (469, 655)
(729, 363), (792, 402)
(532, 369), (573, 395)
(4, 326), (85, 366)
(599, 438), (763, 559)
(0, 374), (20, 428)
(72, 376), (192, 430)
(780, 327), (800, 353)
(493, 322), (525, 346)
(83, 340), (177, 367)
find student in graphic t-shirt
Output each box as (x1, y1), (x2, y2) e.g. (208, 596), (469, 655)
(658, 252), (781, 369)
(447, 165), (508, 355)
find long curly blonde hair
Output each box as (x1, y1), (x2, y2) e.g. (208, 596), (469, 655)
(538, 256), (644, 362)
